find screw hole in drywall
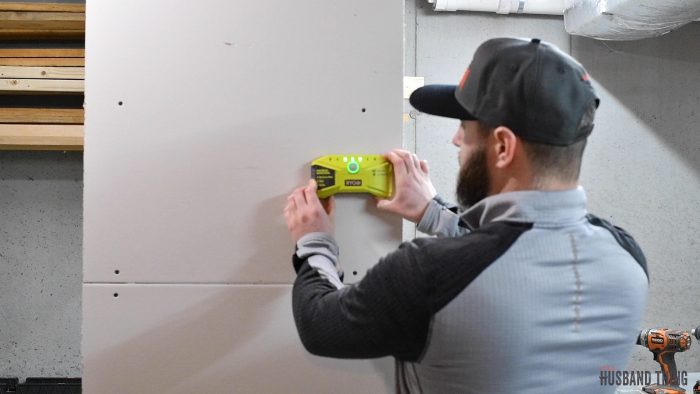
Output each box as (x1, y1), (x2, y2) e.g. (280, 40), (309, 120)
(361, 108), (366, 113)
(352, 271), (358, 276)
(113, 293), (119, 298)
(114, 270), (120, 275)
(118, 101), (123, 106)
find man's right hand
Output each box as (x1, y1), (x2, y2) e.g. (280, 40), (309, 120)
(377, 149), (437, 223)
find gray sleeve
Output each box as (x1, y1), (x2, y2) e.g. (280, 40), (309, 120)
(295, 232), (345, 289)
(416, 195), (471, 237)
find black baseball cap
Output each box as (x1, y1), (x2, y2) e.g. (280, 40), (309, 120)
(409, 37), (599, 146)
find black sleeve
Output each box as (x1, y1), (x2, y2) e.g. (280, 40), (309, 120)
(292, 240), (432, 361)
(292, 221), (533, 361)
(586, 214), (649, 280)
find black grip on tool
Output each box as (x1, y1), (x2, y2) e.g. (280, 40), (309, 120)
(693, 326), (700, 341)
(655, 351), (679, 386)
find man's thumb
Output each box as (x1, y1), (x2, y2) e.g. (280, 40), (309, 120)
(376, 198), (392, 211)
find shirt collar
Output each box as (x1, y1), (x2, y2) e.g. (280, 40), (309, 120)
(460, 186), (588, 229)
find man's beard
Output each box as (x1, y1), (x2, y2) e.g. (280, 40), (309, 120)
(456, 145), (490, 208)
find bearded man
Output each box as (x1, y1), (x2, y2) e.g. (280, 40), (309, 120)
(284, 37), (648, 394)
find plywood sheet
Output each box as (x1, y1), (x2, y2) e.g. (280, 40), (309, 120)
(83, 284), (394, 393)
(83, 0), (403, 284)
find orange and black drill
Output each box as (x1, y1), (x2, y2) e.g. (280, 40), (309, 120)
(637, 326), (699, 394)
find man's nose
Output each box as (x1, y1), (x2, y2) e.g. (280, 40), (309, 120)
(452, 129), (461, 147)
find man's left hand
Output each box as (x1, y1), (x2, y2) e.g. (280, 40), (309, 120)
(284, 179), (335, 243)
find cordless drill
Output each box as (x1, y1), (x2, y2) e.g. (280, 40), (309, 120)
(637, 326), (699, 394)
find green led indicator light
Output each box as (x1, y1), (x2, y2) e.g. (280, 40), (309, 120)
(347, 158), (360, 174)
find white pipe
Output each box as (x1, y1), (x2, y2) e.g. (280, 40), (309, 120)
(431, 0), (564, 15)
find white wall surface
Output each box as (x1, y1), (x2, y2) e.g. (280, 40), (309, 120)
(83, 0), (402, 392)
(83, 285), (392, 393)
(83, 1), (403, 285)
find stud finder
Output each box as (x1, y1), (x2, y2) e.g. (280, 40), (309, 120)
(311, 154), (393, 199)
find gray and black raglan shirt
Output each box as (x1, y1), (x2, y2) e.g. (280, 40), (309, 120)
(291, 187), (649, 393)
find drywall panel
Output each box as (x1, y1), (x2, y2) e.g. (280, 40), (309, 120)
(83, 0), (403, 284)
(82, 284), (393, 393)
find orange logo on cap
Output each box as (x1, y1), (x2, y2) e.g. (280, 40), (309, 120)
(459, 67), (471, 89)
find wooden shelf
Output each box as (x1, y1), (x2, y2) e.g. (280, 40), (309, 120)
(0, 48), (84, 58)
(0, 3), (86, 150)
(0, 78), (83, 92)
(0, 3), (85, 40)
(0, 12), (85, 29)
(0, 108), (83, 124)
(0, 3), (85, 13)
(0, 124), (83, 150)
(0, 29), (84, 40)
(0, 66), (84, 79)
(0, 57), (83, 67)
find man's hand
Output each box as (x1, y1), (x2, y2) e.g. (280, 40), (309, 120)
(284, 179), (335, 243)
(377, 149), (437, 223)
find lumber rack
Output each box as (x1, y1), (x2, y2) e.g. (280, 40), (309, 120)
(0, 2), (85, 151)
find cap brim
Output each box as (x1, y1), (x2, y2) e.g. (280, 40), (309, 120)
(409, 84), (476, 120)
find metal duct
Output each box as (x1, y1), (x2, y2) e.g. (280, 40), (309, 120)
(564, 0), (700, 40)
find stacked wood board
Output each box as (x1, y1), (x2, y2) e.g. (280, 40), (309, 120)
(0, 2), (84, 150)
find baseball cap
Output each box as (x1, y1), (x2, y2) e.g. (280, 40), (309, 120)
(409, 37), (599, 146)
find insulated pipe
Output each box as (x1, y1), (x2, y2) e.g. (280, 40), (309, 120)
(430, 0), (564, 15)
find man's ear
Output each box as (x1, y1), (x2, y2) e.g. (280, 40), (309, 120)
(491, 126), (517, 169)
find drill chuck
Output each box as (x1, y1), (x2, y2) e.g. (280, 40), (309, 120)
(638, 328), (692, 352)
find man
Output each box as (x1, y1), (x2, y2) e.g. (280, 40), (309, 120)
(284, 37), (648, 393)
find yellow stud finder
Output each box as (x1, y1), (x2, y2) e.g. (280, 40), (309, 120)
(311, 154), (393, 199)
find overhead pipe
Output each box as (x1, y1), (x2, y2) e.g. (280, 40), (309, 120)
(427, 0), (565, 15)
(425, 0), (700, 40)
